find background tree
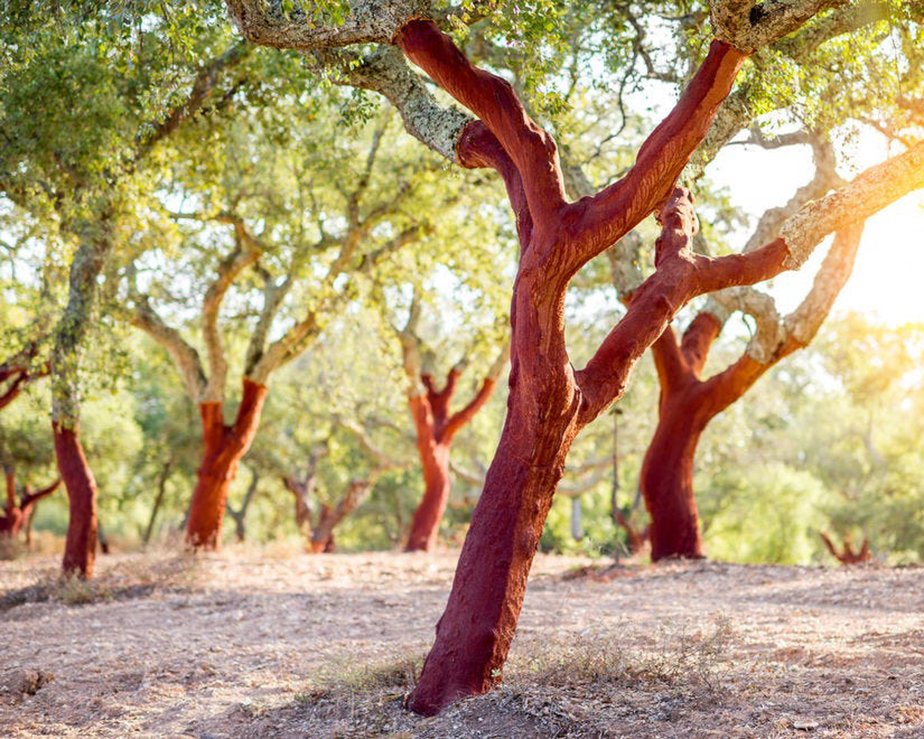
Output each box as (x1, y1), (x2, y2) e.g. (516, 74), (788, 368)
(390, 289), (509, 552)
(0, 5), (251, 576)
(121, 106), (450, 549)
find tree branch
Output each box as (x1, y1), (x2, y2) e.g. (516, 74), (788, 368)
(573, 40), (747, 269)
(201, 219), (264, 402)
(441, 340), (509, 443)
(127, 291), (208, 402)
(395, 20), (567, 230)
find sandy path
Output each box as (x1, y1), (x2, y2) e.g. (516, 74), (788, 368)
(1, 550), (922, 737)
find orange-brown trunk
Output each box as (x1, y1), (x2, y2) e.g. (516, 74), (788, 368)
(639, 389), (708, 561)
(185, 380), (267, 550)
(53, 423), (98, 578)
(405, 443), (451, 552)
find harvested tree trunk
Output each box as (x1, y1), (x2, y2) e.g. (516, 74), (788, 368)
(226, 5), (924, 715)
(285, 461), (380, 554)
(404, 369), (480, 553)
(0, 343), (47, 412)
(54, 423), (99, 577)
(1, 465), (22, 536)
(309, 479), (374, 552)
(641, 221), (863, 560)
(186, 379), (267, 549)
(17, 479), (62, 540)
(0, 471), (61, 541)
(397, 305), (507, 553)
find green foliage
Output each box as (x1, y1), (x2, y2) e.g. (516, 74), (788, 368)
(700, 463), (830, 564)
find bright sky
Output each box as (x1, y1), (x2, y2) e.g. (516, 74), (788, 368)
(708, 131), (924, 326)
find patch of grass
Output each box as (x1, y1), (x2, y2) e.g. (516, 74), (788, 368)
(0, 553), (201, 611)
(55, 575), (113, 605)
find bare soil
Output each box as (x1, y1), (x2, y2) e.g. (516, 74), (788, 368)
(1, 548), (922, 738)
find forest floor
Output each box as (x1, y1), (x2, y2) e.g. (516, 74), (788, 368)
(0, 548), (922, 738)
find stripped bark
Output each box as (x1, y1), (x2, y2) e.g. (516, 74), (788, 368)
(396, 299), (509, 552)
(0, 471), (61, 539)
(640, 134), (867, 560)
(0, 342), (48, 412)
(127, 125), (426, 549)
(42, 43), (248, 577)
(186, 379), (268, 549)
(283, 430), (400, 553)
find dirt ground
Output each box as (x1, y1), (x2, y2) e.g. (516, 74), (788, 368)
(0, 548), (922, 738)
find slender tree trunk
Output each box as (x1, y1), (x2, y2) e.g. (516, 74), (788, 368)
(570, 497), (583, 542)
(98, 523), (111, 554)
(143, 459), (173, 546)
(11, 479), (61, 542)
(310, 479), (375, 553)
(405, 442), (451, 552)
(186, 379), (267, 549)
(54, 423), (99, 578)
(24, 508), (35, 548)
(639, 390), (710, 560)
(1, 465), (21, 536)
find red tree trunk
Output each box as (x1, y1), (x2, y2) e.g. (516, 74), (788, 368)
(390, 18), (812, 715)
(407, 380), (578, 712)
(0, 466), (22, 536)
(53, 423), (99, 578)
(404, 367), (498, 552)
(186, 379), (267, 549)
(405, 413), (451, 551)
(639, 317), (763, 561)
(640, 392), (710, 560)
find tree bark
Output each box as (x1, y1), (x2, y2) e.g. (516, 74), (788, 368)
(0, 465), (22, 536)
(403, 365), (501, 552)
(54, 423), (99, 578)
(640, 387), (710, 560)
(186, 379), (268, 549)
(405, 441), (451, 551)
(820, 532), (872, 564)
(143, 458), (174, 546)
(641, 223), (863, 560)
(17, 479), (61, 540)
(408, 388), (578, 714)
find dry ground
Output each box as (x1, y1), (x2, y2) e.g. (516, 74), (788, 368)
(0, 548), (922, 738)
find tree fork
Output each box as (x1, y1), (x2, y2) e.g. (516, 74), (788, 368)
(186, 379), (267, 549)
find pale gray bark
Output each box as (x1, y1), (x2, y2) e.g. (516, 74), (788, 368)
(780, 140), (924, 268)
(710, 0), (849, 53)
(129, 293), (208, 402)
(202, 223), (263, 402)
(343, 45), (472, 162)
(227, 0), (430, 51)
(395, 287), (425, 398)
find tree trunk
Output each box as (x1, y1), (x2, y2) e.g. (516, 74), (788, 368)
(405, 442), (451, 552)
(639, 387), (710, 560)
(143, 459), (173, 546)
(570, 497), (583, 542)
(186, 379), (267, 550)
(1, 465), (21, 536)
(53, 423), (99, 578)
(406, 373), (580, 714)
(310, 479), (375, 553)
(98, 524), (111, 554)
